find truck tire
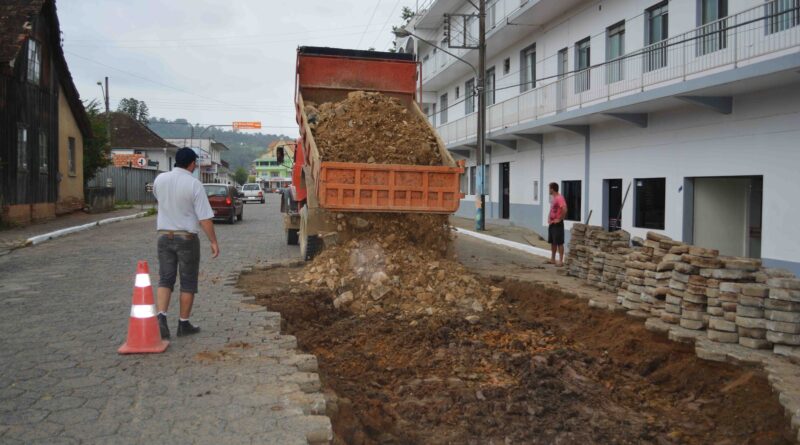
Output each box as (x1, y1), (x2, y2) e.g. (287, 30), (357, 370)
(299, 205), (322, 261)
(300, 234), (322, 261)
(287, 229), (299, 245)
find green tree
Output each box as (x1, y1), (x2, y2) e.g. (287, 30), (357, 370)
(401, 6), (414, 22)
(233, 167), (249, 185)
(117, 98), (150, 124)
(83, 100), (112, 184)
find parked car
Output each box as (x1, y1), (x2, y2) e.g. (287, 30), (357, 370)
(241, 183), (265, 204)
(204, 184), (243, 224)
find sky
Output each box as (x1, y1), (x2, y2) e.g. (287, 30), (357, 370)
(59, 0), (416, 138)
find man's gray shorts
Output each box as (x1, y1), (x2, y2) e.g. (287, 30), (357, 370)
(157, 234), (200, 294)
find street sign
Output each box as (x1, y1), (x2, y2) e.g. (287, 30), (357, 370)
(233, 121), (262, 130)
(145, 183), (154, 193)
(136, 157), (147, 167)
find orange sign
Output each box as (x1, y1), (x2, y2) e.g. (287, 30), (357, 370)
(233, 121), (262, 130)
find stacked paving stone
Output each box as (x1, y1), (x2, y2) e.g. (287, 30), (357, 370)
(565, 223), (589, 279)
(618, 232), (673, 317)
(730, 282), (771, 348)
(702, 257), (760, 343)
(766, 276), (800, 358)
(596, 230), (631, 293)
(662, 244), (692, 324)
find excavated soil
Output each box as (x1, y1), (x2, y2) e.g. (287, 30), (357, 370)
(305, 91), (442, 165)
(239, 267), (795, 445)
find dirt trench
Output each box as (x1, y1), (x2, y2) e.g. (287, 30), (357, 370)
(239, 267), (795, 445)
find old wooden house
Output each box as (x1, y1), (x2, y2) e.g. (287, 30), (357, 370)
(0, 0), (92, 223)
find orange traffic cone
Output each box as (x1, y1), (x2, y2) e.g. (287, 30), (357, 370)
(118, 260), (169, 354)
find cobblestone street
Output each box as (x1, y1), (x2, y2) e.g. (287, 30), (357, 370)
(0, 195), (331, 444)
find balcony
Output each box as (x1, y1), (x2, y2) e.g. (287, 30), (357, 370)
(419, 0), (586, 90)
(436, 1), (800, 147)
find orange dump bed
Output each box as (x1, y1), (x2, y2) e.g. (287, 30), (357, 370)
(319, 162), (464, 213)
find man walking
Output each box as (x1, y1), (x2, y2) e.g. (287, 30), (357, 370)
(548, 182), (567, 267)
(152, 148), (220, 339)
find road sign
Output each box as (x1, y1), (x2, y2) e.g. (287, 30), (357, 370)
(136, 157), (147, 167)
(233, 121), (262, 130)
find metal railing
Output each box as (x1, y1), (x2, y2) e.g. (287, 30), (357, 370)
(435, 1), (800, 146)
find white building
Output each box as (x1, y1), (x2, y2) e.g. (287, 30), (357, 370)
(404, 0), (800, 273)
(165, 138), (230, 184)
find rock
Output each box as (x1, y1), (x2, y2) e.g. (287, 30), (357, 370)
(371, 285), (391, 300)
(333, 291), (354, 309)
(370, 271), (389, 285)
(465, 315), (480, 324)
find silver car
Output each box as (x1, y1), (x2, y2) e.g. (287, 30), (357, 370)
(241, 183), (265, 204)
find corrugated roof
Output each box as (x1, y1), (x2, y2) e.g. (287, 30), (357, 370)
(110, 112), (177, 150)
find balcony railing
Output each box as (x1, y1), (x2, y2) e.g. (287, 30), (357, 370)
(436, 0), (800, 146)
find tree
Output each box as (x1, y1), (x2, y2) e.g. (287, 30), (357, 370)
(83, 100), (112, 184)
(401, 6), (414, 22)
(117, 98), (150, 124)
(234, 167), (249, 185)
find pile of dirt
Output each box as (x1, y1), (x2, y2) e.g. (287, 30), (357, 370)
(240, 268), (795, 445)
(298, 213), (502, 317)
(305, 91), (443, 165)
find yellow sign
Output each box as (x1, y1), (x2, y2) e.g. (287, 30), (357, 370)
(233, 121), (262, 130)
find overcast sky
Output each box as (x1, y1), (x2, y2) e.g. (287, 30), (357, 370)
(60, 0), (415, 137)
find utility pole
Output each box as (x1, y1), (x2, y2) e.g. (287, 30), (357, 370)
(476, 0), (487, 231)
(104, 77), (110, 147)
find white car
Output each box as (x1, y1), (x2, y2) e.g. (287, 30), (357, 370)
(241, 183), (265, 204)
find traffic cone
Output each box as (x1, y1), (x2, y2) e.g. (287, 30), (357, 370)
(118, 260), (169, 354)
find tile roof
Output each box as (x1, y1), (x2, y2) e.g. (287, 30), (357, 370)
(110, 112), (177, 150)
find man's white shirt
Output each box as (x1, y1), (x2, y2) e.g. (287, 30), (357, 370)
(152, 168), (214, 233)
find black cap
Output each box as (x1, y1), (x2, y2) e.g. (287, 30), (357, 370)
(175, 147), (198, 168)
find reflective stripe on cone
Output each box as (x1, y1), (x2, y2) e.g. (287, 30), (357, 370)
(130, 304), (157, 319)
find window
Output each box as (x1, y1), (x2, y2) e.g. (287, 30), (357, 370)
(488, 0), (498, 27)
(562, 180), (582, 221)
(455, 86), (460, 99)
(68, 137), (76, 174)
(557, 48), (568, 111)
(520, 44), (536, 92)
(431, 104), (437, 127)
(469, 166), (476, 195)
(465, 78), (475, 114)
(699, 0), (728, 55)
(767, 0), (799, 34)
(503, 58), (511, 74)
(533, 180), (539, 202)
(38, 131), (47, 173)
(460, 169), (469, 194)
(606, 22), (625, 83)
(17, 126), (27, 171)
(440, 93), (448, 124)
(485, 67), (496, 106)
(574, 37), (591, 93)
(645, 2), (669, 71)
(635, 178), (666, 229)
(26, 39), (41, 85)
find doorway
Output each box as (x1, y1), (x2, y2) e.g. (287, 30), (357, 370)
(604, 178), (623, 231)
(500, 162), (510, 219)
(690, 176), (762, 257)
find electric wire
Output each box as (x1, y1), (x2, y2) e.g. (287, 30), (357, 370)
(356, 0), (384, 49)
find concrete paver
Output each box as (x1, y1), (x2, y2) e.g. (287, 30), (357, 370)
(0, 195), (331, 444)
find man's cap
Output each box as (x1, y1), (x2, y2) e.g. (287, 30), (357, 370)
(175, 147), (198, 166)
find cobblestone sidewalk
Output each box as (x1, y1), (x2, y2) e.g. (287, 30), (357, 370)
(0, 198), (331, 444)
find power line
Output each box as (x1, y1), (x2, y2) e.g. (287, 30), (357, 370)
(369, 0), (403, 50)
(357, 0), (384, 49)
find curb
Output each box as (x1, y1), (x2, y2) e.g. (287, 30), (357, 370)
(454, 227), (551, 259)
(24, 211), (151, 247)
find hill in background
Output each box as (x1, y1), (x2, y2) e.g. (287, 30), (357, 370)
(148, 117), (293, 170)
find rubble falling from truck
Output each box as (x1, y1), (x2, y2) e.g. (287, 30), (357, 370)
(299, 91), (496, 317)
(304, 91), (443, 165)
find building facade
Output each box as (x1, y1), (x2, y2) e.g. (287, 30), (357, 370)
(253, 140), (295, 189)
(165, 138), (229, 183)
(0, 0), (92, 223)
(111, 112), (177, 173)
(405, 0), (800, 273)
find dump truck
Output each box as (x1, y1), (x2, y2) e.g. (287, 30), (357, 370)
(281, 46), (464, 260)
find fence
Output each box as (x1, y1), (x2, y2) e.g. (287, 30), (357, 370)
(87, 166), (159, 203)
(436, 0), (800, 146)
